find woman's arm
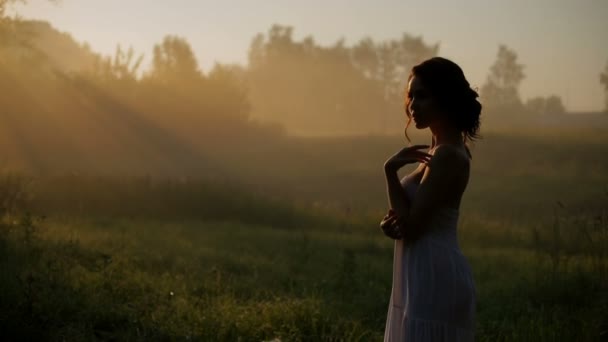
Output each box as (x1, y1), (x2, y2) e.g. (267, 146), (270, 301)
(383, 144), (430, 216)
(381, 167), (423, 239)
(390, 145), (469, 241)
(381, 146), (430, 239)
(384, 167), (411, 217)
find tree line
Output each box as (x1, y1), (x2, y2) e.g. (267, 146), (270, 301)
(1, 1), (607, 168)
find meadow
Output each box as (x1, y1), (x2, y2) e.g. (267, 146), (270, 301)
(0, 125), (607, 341)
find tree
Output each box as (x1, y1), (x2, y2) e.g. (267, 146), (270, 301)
(246, 25), (386, 134)
(91, 45), (143, 83)
(1, 0), (27, 48)
(481, 45), (525, 114)
(351, 34), (439, 105)
(1, 1), (57, 30)
(544, 95), (566, 114)
(206, 63), (250, 121)
(601, 60), (608, 112)
(525, 95), (565, 115)
(147, 35), (201, 85)
(80, 44), (144, 102)
(350, 34), (438, 133)
(246, 26), (441, 135)
(1, 1), (60, 65)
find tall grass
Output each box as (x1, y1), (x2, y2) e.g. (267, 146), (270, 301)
(0, 128), (607, 341)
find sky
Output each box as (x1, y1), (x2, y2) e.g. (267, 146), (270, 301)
(11, 0), (608, 112)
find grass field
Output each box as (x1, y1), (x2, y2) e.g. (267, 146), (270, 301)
(0, 126), (607, 341)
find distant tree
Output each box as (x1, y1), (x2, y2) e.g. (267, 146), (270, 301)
(601, 60), (608, 112)
(1, 1), (28, 49)
(525, 95), (565, 115)
(350, 34), (438, 132)
(147, 35), (201, 85)
(206, 63), (250, 121)
(79, 44), (144, 102)
(525, 97), (544, 114)
(481, 45), (525, 114)
(1, 1), (61, 65)
(1, 0), (57, 33)
(246, 24), (386, 134)
(248, 24), (302, 66)
(91, 45), (143, 83)
(351, 34), (439, 104)
(246, 25), (441, 134)
(136, 35), (253, 127)
(545, 95), (566, 114)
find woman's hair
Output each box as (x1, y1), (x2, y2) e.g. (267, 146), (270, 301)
(404, 57), (482, 145)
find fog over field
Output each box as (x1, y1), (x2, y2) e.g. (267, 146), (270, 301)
(1, 1), (607, 340)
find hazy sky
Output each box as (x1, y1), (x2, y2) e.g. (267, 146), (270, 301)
(12, 0), (608, 111)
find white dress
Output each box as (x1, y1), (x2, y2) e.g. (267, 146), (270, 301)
(384, 182), (476, 341)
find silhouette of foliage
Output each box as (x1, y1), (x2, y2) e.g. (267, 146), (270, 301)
(525, 95), (566, 115)
(481, 45), (525, 115)
(351, 34), (439, 103)
(92, 45), (143, 83)
(247, 25), (439, 135)
(0, 1), (57, 39)
(148, 35), (201, 85)
(0, 21), (262, 176)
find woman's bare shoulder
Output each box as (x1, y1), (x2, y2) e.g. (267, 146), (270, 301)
(432, 144), (469, 162)
(429, 144), (470, 177)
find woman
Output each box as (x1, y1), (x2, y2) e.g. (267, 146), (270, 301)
(381, 57), (480, 341)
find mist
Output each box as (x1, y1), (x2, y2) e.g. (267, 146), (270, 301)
(1, 1), (607, 340)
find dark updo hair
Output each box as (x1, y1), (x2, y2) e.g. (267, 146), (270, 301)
(404, 57), (482, 145)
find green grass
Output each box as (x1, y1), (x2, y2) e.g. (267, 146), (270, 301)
(0, 128), (607, 341)
(0, 210), (606, 341)
(0, 216), (388, 341)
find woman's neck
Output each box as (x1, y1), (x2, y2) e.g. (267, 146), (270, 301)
(430, 123), (463, 148)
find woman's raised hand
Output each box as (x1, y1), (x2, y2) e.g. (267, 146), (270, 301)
(384, 145), (432, 173)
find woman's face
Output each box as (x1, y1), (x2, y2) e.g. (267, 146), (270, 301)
(407, 76), (442, 129)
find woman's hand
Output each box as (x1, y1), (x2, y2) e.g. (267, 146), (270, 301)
(380, 209), (404, 239)
(384, 145), (432, 173)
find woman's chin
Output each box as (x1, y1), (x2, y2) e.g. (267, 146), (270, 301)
(413, 121), (427, 129)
